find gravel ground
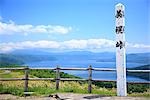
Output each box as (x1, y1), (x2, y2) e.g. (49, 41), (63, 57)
(0, 93), (149, 100)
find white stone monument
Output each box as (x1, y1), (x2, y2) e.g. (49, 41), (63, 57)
(115, 3), (127, 96)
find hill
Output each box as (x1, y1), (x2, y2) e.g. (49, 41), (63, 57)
(0, 53), (56, 67)
(0, 54), (24, 66)
(127, 64), (150, 81)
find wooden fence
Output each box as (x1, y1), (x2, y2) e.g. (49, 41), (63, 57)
(0, 66), (150, 94)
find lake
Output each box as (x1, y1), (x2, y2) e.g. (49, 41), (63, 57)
(24, 56), (148, 82)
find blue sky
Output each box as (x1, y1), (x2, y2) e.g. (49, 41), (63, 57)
(0, 0), (149, 53)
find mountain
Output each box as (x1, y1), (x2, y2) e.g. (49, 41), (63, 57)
(11, 49), (54, 55)
(1, 49), (150, 67)
(0, 50), (57, 66)
(96, 52), (150, 64)
(127, 53), (150, 64)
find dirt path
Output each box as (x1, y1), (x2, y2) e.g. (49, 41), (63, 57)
(0, 93), (149, 100)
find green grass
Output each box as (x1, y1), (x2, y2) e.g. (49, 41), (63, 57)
(129, 92), (150, 97)
(0, 70), (116, 96)
(0, 69), (149, 97)
(0, 71), (23, 78)
(0, 81), (116, 96)
(0, 85), (24, 96)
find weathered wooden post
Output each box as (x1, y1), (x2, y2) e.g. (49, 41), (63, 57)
(24, 67), (29, 95)
(88, 65), (92, 93)
(115, 3), (127, 96)
(56, 66), (60, 90)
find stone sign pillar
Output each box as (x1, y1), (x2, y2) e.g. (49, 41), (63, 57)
(115, 3), (127, 96)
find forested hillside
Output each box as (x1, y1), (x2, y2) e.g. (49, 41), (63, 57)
(0, 54), (56, 67)
(127, 64), (150, 81)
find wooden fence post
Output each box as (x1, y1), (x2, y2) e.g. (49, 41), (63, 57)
(88, 65), (92, 93)
(24, 67), (29, 93)
(56, 66), (60, 90)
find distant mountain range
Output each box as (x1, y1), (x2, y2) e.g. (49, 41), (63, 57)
(0, 49), (150, 66)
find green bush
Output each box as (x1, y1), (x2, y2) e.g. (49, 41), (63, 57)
(29, 69), (80, 78)
(93, 81), (149, 94)
(127, 83), (149, 94)
(93, 81), (116, 88)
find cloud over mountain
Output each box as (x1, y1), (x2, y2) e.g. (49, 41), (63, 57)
(0, 38), (150, 53)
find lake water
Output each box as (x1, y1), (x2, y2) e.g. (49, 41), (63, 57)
(24, 56), (149, 82)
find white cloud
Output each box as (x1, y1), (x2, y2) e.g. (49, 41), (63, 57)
(0, 39), (115, 53)
(0, 38), (150, 53)
(62, 40), (88, 49)
(0, 20), (72, 35)
(125, 43), (150, 53)
(126, 43), (150, 49)
(61, 39), (115, 50)
(0, 40), (60, 53)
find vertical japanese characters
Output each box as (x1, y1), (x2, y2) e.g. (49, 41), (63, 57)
(115, 3), (127, 96)
(115, 5), (125, 49)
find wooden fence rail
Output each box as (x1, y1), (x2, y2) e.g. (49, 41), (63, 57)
(0, 66), (150, 94)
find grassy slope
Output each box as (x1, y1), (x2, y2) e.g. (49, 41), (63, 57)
(0, 70), (116, 96)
